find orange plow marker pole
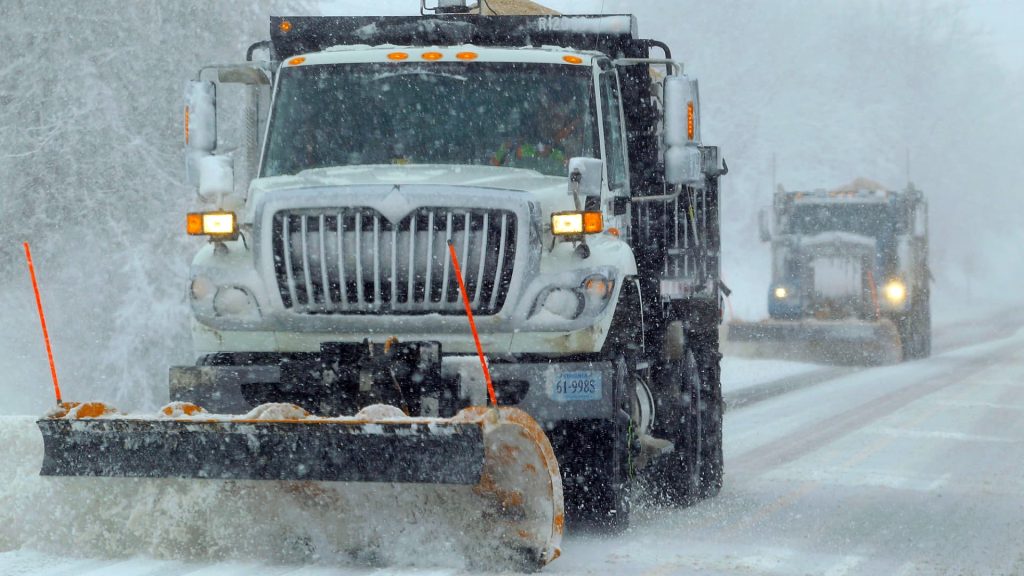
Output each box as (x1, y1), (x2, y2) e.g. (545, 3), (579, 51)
(24, 242), (62, 405)
(447, 240), (497, 406)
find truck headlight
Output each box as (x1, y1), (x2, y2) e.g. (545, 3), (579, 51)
(539, 287), (585, 320)
(582, 274), (614, 308)
(883, 280), (906, 304)
(190, 276), (214, 301)
(773, 286), (788, 299)
(533, 274), (615, 321)
(213, 286), (259, 317)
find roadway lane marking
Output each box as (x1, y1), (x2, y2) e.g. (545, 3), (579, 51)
(925, 472), (951, 491)
(869, 427), (1019, 443)
(894, 560), (919, 576)
(935, 400), (1024, 411)
(822, 555), (864, 576)
(762, 467), (965, 493)
(721, 340), (1018, 538)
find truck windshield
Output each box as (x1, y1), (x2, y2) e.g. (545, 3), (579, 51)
(261, 61), (599, 178)
(787, 203), (893, 238)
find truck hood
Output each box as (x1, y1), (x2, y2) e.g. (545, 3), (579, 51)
(246, 164), (572, 220)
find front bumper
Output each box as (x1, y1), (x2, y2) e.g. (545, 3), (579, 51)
(171, 356), (618, 427)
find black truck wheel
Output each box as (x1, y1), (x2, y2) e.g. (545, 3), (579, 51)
(897, 313), (915, 360)
(915, 303), (932, 359)
(899, 300), (932, 360)
(554, 358), (634, 533)
(648, 348), (703, 505)
(693, 331), (724, 498)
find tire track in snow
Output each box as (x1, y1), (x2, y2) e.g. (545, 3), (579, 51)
(720, 331), (1024, 547)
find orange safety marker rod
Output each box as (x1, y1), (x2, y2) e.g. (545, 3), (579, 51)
(24, 242), (62, 405)
(447, 240), (497, 406)
(866, 268), (881, 320)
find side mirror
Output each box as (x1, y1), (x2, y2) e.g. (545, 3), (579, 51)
(914, 204), (928, 238)
(758, 207), (772, 242)
(567, 157), (604, 198)
(665, 146), (701, 187)
(184, 80), (217, 186)
(198, 155), (234, 205)
(217, 64), (270, 85)
(663, 75), (702, 186)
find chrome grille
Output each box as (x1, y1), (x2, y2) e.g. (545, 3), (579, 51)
(272, 207), (517, 315)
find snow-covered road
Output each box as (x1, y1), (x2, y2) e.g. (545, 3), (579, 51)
(3, 311), (1024, 575)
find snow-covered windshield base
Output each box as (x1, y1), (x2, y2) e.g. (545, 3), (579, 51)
(261, 62), (599, 178)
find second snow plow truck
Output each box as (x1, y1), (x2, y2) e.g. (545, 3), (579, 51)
(728, 178), (930, 365)
(37, 1), (727, 568)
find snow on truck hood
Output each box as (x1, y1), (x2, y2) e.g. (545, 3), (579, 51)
(800, 231), (877, 250)
(248, 164), (571, 210)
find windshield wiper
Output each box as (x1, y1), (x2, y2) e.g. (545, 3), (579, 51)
(371, 70), (468, 82)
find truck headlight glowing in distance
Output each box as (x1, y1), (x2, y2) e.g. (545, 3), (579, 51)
(774, 286), (788, 299)
(884, 279), (906, 303)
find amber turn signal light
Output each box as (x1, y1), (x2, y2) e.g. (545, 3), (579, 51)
(551, 211), (603, 236)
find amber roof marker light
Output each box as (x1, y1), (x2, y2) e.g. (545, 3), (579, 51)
(388, 52), (409, 61)
(279, 20), (292, 33)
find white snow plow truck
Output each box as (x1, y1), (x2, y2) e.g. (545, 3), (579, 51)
(728, 179), (930, 365)
(37, 2), (727, 569)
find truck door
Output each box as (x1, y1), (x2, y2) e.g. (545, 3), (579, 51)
(599, 69), (631, 237)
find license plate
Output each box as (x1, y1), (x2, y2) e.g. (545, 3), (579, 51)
(548, 370), (602, 402)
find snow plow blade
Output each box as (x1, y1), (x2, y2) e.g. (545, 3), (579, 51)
(37, 402), (563, 569)
(725, 318), (902, 366)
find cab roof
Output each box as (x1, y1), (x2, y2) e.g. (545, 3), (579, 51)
(269, 15), (645, 62)
(284, 44), (599, 67)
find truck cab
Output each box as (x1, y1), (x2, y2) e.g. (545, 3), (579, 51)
(176, 9), (726, 529)
(763, 180), (931, 359)
(191, 43), (639, 358)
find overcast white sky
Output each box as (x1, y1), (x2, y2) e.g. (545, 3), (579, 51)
(962, 0), (1024, 73)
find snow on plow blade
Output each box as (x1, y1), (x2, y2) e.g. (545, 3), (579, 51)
(725, 319), (902, 366)
(37, 402), (563, 569)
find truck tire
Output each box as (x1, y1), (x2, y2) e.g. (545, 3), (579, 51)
(693, 332), (724, 499)
(648, 348), (703, 505)
(897, 313), (915, 360)
(555, 358), (633, 533)
(915, 303), (932, 359)
(921, 305), (929, 354)
(899, 301), (932, 360)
